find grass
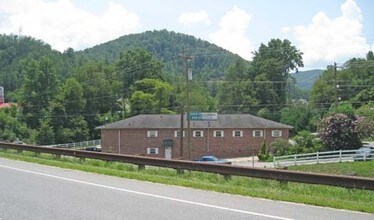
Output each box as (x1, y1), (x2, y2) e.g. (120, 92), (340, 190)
(288, 160), (374, 177)
(0, 149), (373, 214)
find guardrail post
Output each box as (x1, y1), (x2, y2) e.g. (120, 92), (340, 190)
(316, 152), (319, 164)
(364, 154), (366, 161)
(222, 174), (231, 181)
(176, 169), (184, 175)
(339, 150), (342, 163)
(294, 154), (297, 166)
(138, 164), (145, 171)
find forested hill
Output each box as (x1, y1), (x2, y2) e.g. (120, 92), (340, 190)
(77, 29), (243, 79)
(292, 69), (323, 91)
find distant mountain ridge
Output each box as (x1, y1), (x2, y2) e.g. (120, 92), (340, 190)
(77, 29), (243, 79)
(291, 69), (323, 91)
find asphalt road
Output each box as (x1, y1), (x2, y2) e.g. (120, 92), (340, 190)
(0, 158), (372, 220)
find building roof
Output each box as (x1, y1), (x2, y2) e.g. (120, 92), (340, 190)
(97, 114), (293, 130)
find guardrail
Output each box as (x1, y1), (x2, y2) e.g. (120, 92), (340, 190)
(273, 149), (373, 168)
(0, 142), (373, 190)
(43, 139), (101, 149)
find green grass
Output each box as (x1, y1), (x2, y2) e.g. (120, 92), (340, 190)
(0, 149), (373, 214)
(288, 161), (374, 177)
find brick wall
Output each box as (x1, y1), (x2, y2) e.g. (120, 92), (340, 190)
(101, 127), (290, 159)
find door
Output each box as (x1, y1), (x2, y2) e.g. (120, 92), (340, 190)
(165, 146), (172, 159)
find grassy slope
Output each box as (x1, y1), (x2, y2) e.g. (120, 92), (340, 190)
(0, 149), (373, 214)
(288, 161), (374, 177)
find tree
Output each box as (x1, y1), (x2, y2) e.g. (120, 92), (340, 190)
(280, 104), (317, 135)
(129, 78), (173, 115)
(49, 78), (89, 143)
(116, 49), (164, 99)
(17, 56), (58, 129)
(317, 114), (361, 150)
(251, 39), (303, 110)
(218, 58), (258, 113)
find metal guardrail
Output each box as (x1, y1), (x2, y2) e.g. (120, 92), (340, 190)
(273, 149), (374, 168)
(0, 142), (373, 190)
(43, 140), (101, 149)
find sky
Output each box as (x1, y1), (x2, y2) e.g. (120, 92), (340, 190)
(0, 0), (373, 70)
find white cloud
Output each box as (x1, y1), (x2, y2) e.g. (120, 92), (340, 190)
(209, 5), (253, 60)
(0, 0), (141, 51)
(289, 0), (369, 68)
(178, 10), (211, 25)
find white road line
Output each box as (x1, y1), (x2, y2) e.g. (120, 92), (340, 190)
(0, 164), (293, 220)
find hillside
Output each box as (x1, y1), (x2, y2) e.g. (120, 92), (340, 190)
(291, 69), (323, 91)
(77, 29), (243, 79)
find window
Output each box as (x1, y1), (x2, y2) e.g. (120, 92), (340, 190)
(147, 148), (159, 154)
(253, 130), (263, 137)
(193, 130), (204, 137)
(174, 130), (185, 137)
(214, 130), (224, 137)
(147, 130), (158, 138)
(232, 130), (243, 137)
(272, 130), (282, 137)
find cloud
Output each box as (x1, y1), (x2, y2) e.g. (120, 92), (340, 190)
(0, 0), (141, 51)
(288, 0), (369, 67)
(209, 5), (253, 60)
(178, 10), (211, 25)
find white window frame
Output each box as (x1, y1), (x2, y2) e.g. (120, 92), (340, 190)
(232, 130), (243, 137)
(252, 130), (264, 137)
(147, 130), (158, 138)
(213, 130), (224, 137)
(272, 130), (282, 137)
(193, 130), (204, 137)
(147, 148), (159, 154)
(174, 130), (186, 137)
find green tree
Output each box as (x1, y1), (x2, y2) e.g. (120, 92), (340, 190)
(116, 49), (164, 99)
(17, 56), (58, 129)
(251, 39), (303, 110)
(218, 58), (258, 113)
(280, 103), (317, 134)
(129, 78), (173, 115)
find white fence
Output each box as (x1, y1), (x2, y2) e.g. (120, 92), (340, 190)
(43, 139), (101, 149)
(273, 149), (373, 168)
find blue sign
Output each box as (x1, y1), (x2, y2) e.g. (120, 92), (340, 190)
(188, 112), (217, 121)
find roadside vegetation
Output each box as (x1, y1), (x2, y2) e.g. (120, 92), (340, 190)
(288, 160), (374, 178)
(0, 149), (373, 214)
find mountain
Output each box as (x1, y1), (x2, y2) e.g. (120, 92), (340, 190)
(77, 29), (243, 79)
(291, 69), (323, 91)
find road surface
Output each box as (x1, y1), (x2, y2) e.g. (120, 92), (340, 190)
(0, 158), (372, 220)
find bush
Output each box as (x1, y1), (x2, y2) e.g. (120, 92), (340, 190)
(292, 130), (323, 154)
(271, 139), (292, 156)
(257, 141), (271, 161)
(318, 113), (361, 150)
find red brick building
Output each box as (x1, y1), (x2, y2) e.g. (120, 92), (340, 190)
(97, 114), (292, 160)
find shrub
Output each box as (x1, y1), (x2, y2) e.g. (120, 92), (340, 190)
(317, 113), (361, 150)
(257, 141), (271, 161)
(271, 139), (292, 156)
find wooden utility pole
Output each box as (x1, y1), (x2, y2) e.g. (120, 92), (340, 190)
(179, 50), (192, 160)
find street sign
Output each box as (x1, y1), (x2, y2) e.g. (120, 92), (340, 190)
(188, 112), (217, 121)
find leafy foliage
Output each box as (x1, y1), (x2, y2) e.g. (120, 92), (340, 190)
(318, 114), (362, 150)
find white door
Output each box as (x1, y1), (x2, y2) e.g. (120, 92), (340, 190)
(165, 146), (172, 159)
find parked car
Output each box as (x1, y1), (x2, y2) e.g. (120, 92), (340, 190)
(194, 155), (231, 164)
(85, 145), (102, 152)
(353, 144), (374, 161)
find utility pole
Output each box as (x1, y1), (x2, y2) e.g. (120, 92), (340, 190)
(333, 62), (338, 108)
(179, 50), (192, 160)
